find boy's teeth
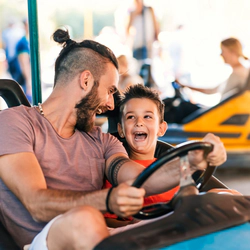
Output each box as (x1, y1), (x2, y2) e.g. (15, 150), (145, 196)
(135, 132), (147, 140)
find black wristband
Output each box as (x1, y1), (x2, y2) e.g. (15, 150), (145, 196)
(106, 187), (114, 214)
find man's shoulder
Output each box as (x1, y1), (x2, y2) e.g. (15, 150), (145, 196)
(87, 126), (118, 140)
(1, 105), (31, 114)
(0, 105), (35, 122)
(84, 127), (124, 150)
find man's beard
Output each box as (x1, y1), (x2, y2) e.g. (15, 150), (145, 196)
(75, 84), (102, 132)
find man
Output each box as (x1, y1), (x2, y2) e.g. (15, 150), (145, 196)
(2, 18), (24, 77)
(0, 28), (226, 250)
(3, 18), (32, 102)
(15, 18), (32, 102)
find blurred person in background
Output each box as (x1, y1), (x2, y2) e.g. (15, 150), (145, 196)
(219, 38), (249, 97)
(126, 0), (159, 73)
(177, 37), (249, 101)
(14, 18), (32, 102)
(2, 17), (24, 78)
(117, 54), (144, 93)
(2, 18), (32, 103)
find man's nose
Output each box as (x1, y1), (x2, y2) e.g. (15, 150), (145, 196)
(106, 94), (115, 111)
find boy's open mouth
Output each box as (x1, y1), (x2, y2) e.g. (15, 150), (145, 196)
(134, 132), (147, 141)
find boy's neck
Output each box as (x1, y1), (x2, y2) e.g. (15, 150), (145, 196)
(130, 152), (155, 161)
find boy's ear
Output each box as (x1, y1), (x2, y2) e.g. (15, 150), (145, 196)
(158, 121), (167, 137)
(117, 123), (125, 138)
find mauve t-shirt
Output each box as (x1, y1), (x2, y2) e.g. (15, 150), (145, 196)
(0, 105), (127, 247)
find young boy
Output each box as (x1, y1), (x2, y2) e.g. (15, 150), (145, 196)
(117, 84), (180, 201)
(103, 84), (179, 226)
(104, 84), (241, 228)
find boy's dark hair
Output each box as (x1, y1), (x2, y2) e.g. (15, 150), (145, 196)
(119, 84), (165, 123)
(52, 28), (118, 86)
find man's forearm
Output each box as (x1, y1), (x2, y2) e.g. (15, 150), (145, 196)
(29, 188), (109, 222)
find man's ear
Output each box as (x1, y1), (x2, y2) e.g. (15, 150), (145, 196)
(79, 70), (93, 90)
(157, 121), (167, 137)
(117, 123), (125, 138)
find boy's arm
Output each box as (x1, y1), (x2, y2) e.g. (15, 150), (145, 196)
(106, 154), (181, 196)
(105, 133), (226, 201)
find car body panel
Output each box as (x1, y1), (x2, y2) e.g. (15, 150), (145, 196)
(163, 223), (250, 250)
(94, 193), (250, 250)
(162, 89), (250, 168)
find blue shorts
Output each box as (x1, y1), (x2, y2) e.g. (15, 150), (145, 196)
(29, 215), (62, 250)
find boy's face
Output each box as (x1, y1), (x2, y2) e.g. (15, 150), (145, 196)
(118, 98), (167, 160)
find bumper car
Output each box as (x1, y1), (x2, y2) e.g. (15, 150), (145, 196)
(0, 79), (249, 250)
(94, 141), (250, 250)
(162, 73), (250, 168)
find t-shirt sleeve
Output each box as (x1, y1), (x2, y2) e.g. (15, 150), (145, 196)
(101, 131), (128, 159)
(0, 108), (34, 155)
(16, 37), (29, 55)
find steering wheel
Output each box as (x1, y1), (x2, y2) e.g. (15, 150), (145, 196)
(132, 141), (216, 220)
